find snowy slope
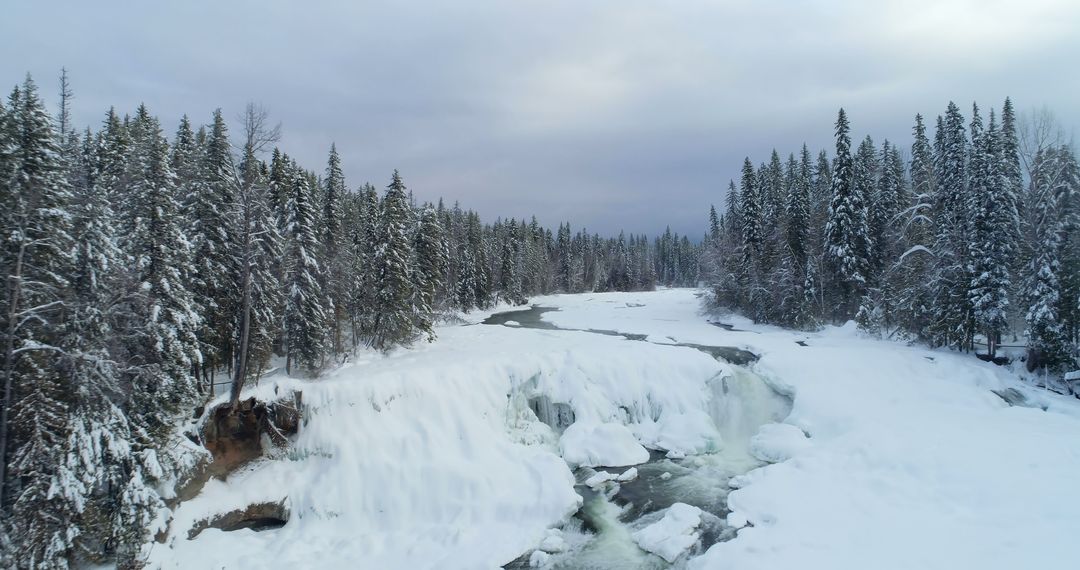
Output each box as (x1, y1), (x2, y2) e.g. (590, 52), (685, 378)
(150, 289), (1080, 570)
(150, 300), (741, 569)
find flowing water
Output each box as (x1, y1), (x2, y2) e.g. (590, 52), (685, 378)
(488, 306), (791, 569)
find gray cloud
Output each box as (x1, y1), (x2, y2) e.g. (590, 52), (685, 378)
(3, 0), (1078, 237)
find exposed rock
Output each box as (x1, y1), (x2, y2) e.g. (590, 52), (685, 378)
(188, 500), (289, 539)
(200, 391), (302, 477)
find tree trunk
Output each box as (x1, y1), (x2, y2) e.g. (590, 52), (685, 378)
(0, 244), (26, 511)
(230, 198), (255, 411)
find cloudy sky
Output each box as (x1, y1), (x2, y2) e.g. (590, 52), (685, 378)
(3, 0), (1078, 236)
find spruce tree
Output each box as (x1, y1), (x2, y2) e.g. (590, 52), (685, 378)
(321, 144), (348, 354)
(283, 169), (328, 373)
(1024, 147), (1071, 370)
(823, 108), (869, 319)
(414, 204), (449, 339)
(0, 76), (76, 564)
(190, 109), (239, 381)
(352, 185), (380, 341)
(369, 171), (418, 350)
(740, 158), (762, 263)
(969, 110), (1016, 358)
(929, 102), (972, 349)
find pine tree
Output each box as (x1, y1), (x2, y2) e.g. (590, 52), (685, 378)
(782, 144), (813, 327)
(369, 171), (419, 350)
(893, 114), (937, 340)
(282, 169), (328, 373)
(740, 158), (762, 263)
(969, 110), (1017, 358)
(1, 75), (76, 565)
(823, 108), (869, 319)
(352, 184), (380, 341)
(1024, 147), (1072, 370)
(498, 218), (524, 304)
(189, 109), (239, 381)
(414, 204), (449, 339)
(321, 144), (348, 354)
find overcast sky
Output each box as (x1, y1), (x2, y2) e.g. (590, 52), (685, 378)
(3, 0), (1078, 236)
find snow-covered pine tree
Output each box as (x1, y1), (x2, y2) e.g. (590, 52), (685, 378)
(823, 108), (869, 320)
(95, 109), (130, 234)
(467, 211), (493, 308)
(708, 204), (721, 244)
(0, 75), (78, 566)
(928, 103), (972, 349)
(125, 108), (203, 412)
(497, 218), (525, 304)
(414, 204), (449, 339)
(170, 115), (199, 196)
(893, 114), (937, 340)
(57, 115), (142, 566)
(1023, 147), (1072, 371)
(998, 98), (1027, 330)
(783, 145), (813, 327)
(320, 144), (348, 355)
(969, 110), (1017, 358)
(351, 184), (380, 342)
(556, 222), (572, 292)
(740, 158), (762, 264)
(1054, 150), (1080, 354)
(282, 168), (328, 373)
(369, 171), (419, 350)
(810, 150), (832, 246)
(190, 109), (239, 382)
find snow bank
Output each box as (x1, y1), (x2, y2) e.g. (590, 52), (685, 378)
(560, 422), (649, 467)
(632, 503), (703, 563)
(748, 422), (810, 463)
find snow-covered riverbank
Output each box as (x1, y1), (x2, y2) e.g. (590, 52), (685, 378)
(150, 289), (1080, 570)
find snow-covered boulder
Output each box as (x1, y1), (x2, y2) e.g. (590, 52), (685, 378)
(539, 529), (567, 553)
(632, 503), (703, 563)
(528, 550), (551, 567)
(634, 411), (721, 457)
(559, 422), (649, 467)
(749, 423), (810, 463)
(617, 467), (639, 482)
(584, 471), (617, 489)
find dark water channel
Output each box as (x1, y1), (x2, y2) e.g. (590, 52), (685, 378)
(482, 306), (759, 366)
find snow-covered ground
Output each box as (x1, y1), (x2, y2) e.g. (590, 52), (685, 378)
(149, 289), (1080, 569)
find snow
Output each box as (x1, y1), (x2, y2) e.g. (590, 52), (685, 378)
(631, 503), (704, 563)
(151, 290), (735, 569)
(528, 549), (551, 567)
(748, 423), (810, 463)
(584, 470), (617, 489)
(616, 467), (639, 482)
(151, 289), (1080, 570)
(560, 422), (649, 468)
(538, 528), (568, 553)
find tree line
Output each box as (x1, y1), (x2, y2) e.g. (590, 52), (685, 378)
(0, 72), (702, 568)
(704, 99), (1079, 373)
